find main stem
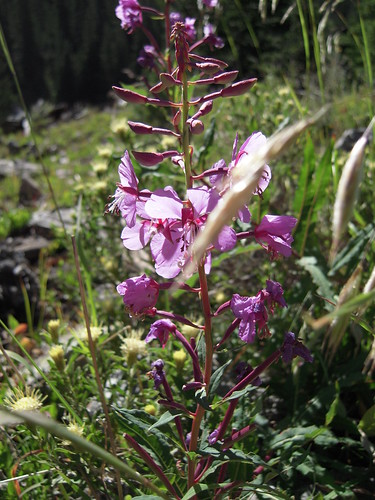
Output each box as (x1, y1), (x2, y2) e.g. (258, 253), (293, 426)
(188, 263), (213, 488)
(182, 72), (192, 189)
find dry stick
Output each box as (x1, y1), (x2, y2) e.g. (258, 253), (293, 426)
(71, 236), (123, 500)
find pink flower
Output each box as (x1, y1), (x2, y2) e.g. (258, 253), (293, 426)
(202, 0), (219, 7)
(106, 150), (150, 228)
(145, 319), (176, 348)
(116, 0), (142, 33)
(116, 274), (159, 316)
(254, 215), (297, 258)
(230, 293), (268, 343)
(230, 132), (272, 196)
(145, 186), (236, 278)
(230, 281), (287, 343)
(203, 23), (224, 49)
(209, 132), (271, 223)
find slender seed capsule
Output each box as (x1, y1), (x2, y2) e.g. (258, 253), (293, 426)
(330, 116), (374, 263)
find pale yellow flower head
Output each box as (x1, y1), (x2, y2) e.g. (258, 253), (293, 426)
(77, 325), (103, 343)
(97, 145), (113, 158)
(121, 330), (147, 366)
(4, 386), (46, 412)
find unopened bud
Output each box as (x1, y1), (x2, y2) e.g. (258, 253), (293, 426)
(221, 78), (257, 97)
(48, 319), (61, 343)
(112, 86), (148, 104)
(49, 345), (65, 372)
(213, 71), (239, 84)
(196, 62), (222, 75)
(128, 121), (153, 134)
(188, 119), (204, 135)
(192, 101), (213, 120)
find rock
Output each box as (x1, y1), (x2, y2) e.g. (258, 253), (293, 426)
(0, 247), (40, 324)
(19, 174), (42, 206)
(0, 159), (15, 178)
(11, 235), (50, 262)
(28, 207), (76, 237)
(0, 159), (40, 178)
(14, 160), (40, 176)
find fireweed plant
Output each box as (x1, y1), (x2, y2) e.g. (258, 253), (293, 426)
(108, 0), (313, 497)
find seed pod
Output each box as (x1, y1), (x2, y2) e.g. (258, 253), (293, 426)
(330, 116), (375, 263)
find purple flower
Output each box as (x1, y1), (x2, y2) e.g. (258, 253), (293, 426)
(184, 17), (196, 41)
(230, 281), (287, 343)
(281, 332), (313, 364)
(202, 0), (219, 7)
(231, 132), (271, 196)
(116, 0), (143, 33)
(137, 45), (158, 68)
(209, 132), (271, 223)
(230, 293), (268, 343)
(265, 280), (287, 310)
(145, 319), (177, 348)
(170, 12), (183, 25)
(106, 150), (150, 228)
(145, 186), (236, 278)
(149, 359), (166, 389)
(116, 274), (159, 316)
(208, 429), (219, 445)
(203, 23), (224, 49)
(235, 361), (261, 386)
(254, 215), (297, 258)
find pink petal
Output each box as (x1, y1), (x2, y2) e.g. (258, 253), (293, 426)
(121, 221), (152, 250)
(145, 187), (183, 219)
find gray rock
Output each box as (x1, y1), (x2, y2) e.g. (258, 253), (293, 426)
(28, 207), (76, 236)
(19, 174), (42, 206)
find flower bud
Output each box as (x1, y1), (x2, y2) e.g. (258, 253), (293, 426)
(112, 86), (148, 104)
(221, 78), (257, 97)
(48, 319), (61, 343)
(128, 121), (153, 134)
(49, 345), (65, 372)
(188, 119), (204, 135)
(213, 71), (239, 84)
(195, 62), (222, 75)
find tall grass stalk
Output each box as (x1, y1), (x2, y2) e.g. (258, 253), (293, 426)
(307, 0), (325, 102)
(358, 4), (374, 114)
(296, 0), (311, 76)
(71, 235), (123, 500)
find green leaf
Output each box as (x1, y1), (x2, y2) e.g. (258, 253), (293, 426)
(209, 359), (232, 396)
(181, 483), (210, 500)
(359, 404), (375, 436)
(297, 256), (335, 302)
(325, 381), (341, 426)
(193, 387), (211, 411)
(148, 410), (182, 431)
(211, 385), (257, 409)
(113, 407), (176, 470)
(329, 224), (374, 275)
